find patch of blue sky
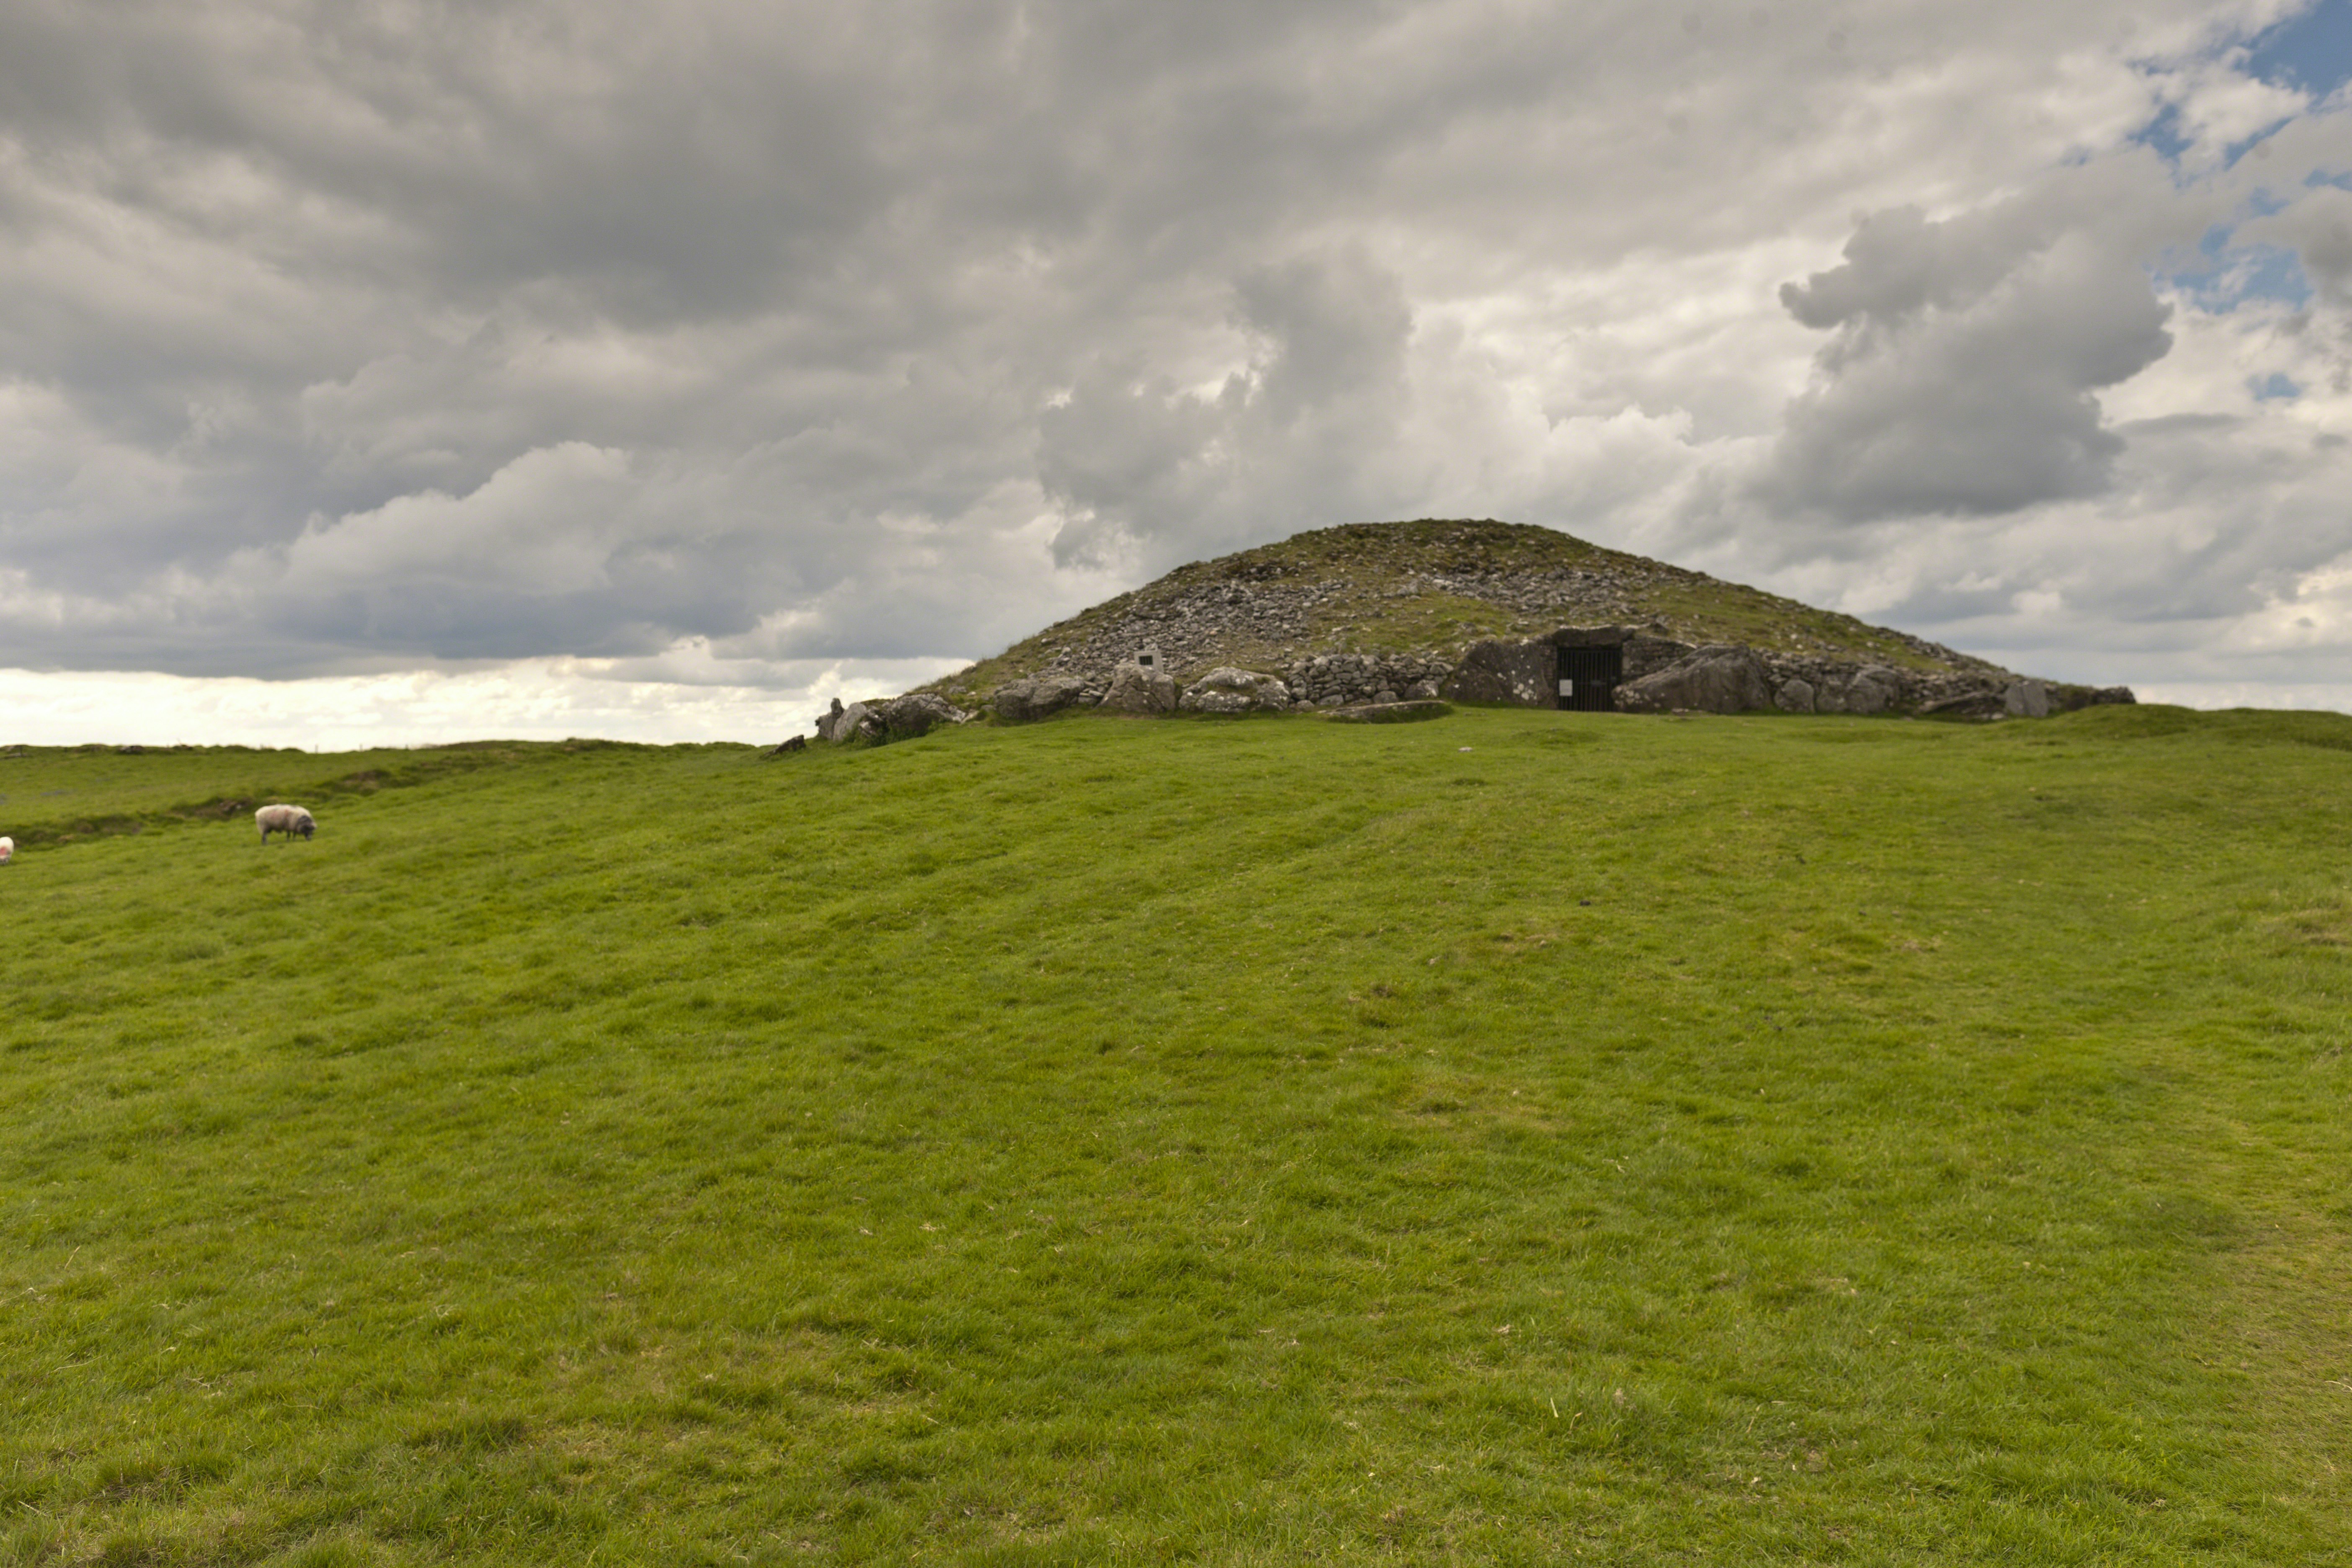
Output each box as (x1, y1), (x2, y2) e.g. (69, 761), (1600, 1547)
(2126, 98), (2298, 178)
(2149, 237), (2314, 311)
(2129, 2), (2347, 176)
(2250, 371), (2303, 401)
(2130, 101), (2195, 165)
(2243, 0), (2352, 101)
(2225, 124), (2301, 170)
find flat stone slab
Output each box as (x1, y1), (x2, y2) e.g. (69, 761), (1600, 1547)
(1323, 700), (1454, 724)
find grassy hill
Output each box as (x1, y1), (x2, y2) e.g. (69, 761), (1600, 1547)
(932, 519), (2008, 698)
(5, 705), (2352, 1563)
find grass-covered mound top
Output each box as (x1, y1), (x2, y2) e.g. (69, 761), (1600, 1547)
(934, 518), (2008, 696)
(5, 704), (2352, 1562)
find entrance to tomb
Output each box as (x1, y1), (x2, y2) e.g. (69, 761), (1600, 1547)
(1556, 644), (1622, 711)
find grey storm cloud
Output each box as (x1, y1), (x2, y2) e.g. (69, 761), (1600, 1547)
(2287, 185), (2352, 304)
(0, 0), (2347, 720)
(1758, 163), (2190, 523)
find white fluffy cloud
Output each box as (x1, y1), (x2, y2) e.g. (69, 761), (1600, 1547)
(0, 0), (2349, 742)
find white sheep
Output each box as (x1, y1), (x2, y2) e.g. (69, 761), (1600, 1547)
(255, 804), (316, 843)
(0, 836), (11, 864)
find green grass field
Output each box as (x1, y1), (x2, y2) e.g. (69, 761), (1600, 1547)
(5, 705), (2351, 1564)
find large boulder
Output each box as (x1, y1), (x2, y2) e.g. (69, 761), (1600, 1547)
(875, 693), (971, 738)
(1847, 665), (1903, 714)
(1441, 639), (1553, 706)
(993, 676), (1088, 722)
(1617, 645), (1774, 714)
(816, 699), (872, 743)
(1813, 664), (1901, 715)
(2003, 679), (2051, 718)
(1179, 667), (1291, 714)
(1099, 663), (1179, 714)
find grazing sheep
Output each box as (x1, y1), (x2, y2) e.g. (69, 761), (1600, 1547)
(0, 836), (11, 864)
(255, 804), (316, 843)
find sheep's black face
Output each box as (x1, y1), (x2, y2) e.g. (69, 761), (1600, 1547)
(300, 824), (315, 839)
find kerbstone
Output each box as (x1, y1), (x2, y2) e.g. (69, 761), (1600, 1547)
(1617, 645), (1774, 714)
(1099, 664), (1179, 714)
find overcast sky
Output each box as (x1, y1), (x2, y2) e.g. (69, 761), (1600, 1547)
(1, 0), (2348, 745)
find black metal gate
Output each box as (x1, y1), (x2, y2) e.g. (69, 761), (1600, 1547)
(1555, 645), (1622, 711)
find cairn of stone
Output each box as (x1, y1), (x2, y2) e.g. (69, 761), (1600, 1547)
(781, 519), (2134, 745)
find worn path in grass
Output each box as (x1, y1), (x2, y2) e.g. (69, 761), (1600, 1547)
(3, 707), (2350, 1564)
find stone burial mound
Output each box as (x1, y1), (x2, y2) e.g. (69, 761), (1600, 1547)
(781, 519), (2132, 749)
